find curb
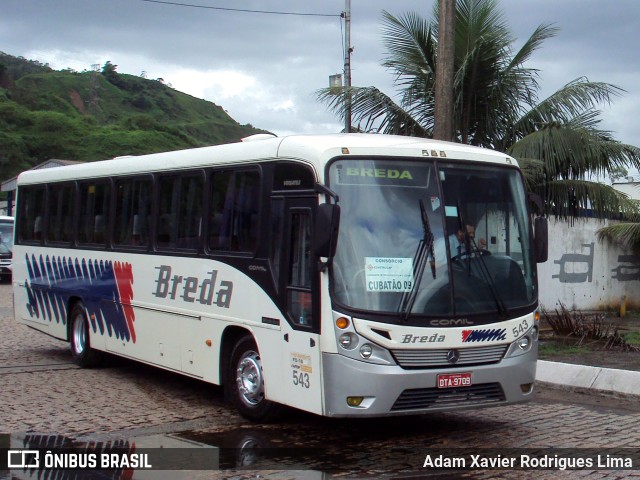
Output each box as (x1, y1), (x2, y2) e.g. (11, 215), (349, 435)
(536, 360), (640, 397)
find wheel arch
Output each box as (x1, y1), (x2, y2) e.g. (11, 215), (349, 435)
(219, 325), (254, 389)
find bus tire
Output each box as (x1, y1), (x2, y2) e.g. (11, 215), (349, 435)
(228, 335), (281, 422)
(69, 302), (102, 368)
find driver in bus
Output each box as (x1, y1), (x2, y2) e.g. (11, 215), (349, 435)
(449, 224), (475, 256)
(448, 224), (487, 256)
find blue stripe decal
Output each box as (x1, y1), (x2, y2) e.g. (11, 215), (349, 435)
(24, 254), (136, 343)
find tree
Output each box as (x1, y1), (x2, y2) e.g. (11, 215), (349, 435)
(609, 166), (629, 183)
(101, 60), (118, 77)
(316, 0), (640, 219)
(433, 0), (455, 141)
(597, 222), (640, 254)
(101, 60), (125, 88)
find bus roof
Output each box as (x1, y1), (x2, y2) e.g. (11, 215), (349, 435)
(16, 133), (518, 185)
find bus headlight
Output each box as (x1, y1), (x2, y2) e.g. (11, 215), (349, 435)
(505, 327), (537, 358)
(359, 344), (373, 359)
(339, 332), (357, 350)
(531, 325), (539, 341)
(517, 336), (530, 350)
(332, 313), (395, 365)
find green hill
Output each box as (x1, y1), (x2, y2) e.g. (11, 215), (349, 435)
(0, 53), (268, 181)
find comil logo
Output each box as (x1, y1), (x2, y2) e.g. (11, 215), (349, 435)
(8, 450), (39, 468)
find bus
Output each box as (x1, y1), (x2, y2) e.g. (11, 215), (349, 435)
(13, 133), (547, 421)
(0, 215), (14, 280)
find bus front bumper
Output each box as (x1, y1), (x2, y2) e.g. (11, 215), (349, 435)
(321, 349), (537, 417)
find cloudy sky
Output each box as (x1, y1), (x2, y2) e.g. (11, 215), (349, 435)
(3, 0), (640, 175)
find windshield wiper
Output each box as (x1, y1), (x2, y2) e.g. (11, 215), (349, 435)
(398, 199), (435, 321)
(456, 205), (508, 317)
(468, 236), (508, 318)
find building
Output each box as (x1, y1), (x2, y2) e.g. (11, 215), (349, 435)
(612, 176), (640, 201)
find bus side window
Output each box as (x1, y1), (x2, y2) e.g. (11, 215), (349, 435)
(114, 177), (151, 248)
(156, 172), (203, 250)
(177, 175), (203, 249)
(94, 215), (105, 244)
(157, 176), (177, 248)
(208, 169), (260, 253)
(47, 183), (75, 244)
(287, 211), (312, 326)
(78, 181), (110, 246)
(17, 185), (46, 244)
(34, 216), (43, 241)
(269, 198), (284, 290)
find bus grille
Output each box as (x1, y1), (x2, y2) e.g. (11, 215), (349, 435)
(391, 344), (508, 369)
(391, 383), (505, 411)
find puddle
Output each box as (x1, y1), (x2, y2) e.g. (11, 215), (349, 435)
(0, 412), (522, 478)
(4, 429), (637, 479)
(0, 426), (435, 479)
(0, 430), (340, 479)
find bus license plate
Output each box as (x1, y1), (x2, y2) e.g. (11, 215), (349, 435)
(437, 372), (472, 388)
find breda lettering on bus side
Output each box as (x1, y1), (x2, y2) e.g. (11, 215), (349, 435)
(153, 265), (233, 308)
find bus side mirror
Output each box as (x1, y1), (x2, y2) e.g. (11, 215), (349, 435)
(315, 203), (340, 258)
(534, 216), (548, 263)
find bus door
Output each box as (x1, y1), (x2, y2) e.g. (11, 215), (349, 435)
(275, 195), (323, 414)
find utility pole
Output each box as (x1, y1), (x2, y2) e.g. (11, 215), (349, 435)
(343, 0), (352, 133)
(88, 63), (102, 123)
(433, 0), (455, 141)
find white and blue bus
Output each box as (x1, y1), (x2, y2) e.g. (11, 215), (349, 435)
(13, 133), (547, 421)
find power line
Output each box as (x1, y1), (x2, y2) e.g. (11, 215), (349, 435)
(139, 0), (340, 17)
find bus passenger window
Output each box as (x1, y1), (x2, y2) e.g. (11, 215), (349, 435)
(114, 178), (151, 247)
(17, 186), (46, 244)
(156, 173), (203, 250)
(78, 182), (110, 246)
(47, 183), (75, 244)
(177, 175), (203, 249)
(34, 216), (43, 241)
(208, 170), (260, 253)
(94, 215), (105, 244)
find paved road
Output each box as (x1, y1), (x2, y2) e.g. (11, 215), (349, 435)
(2, 281), (640, 479)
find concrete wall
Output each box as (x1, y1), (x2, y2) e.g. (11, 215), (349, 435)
(537, 216), (640, 311)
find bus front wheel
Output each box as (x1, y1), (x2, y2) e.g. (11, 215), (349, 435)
(69, 302), (102, 368)
(228, 335), (281, 422)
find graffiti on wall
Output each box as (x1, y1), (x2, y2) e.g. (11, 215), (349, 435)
(551, 242), (640, 283)
(612, 255), (640, 282)
(552, 243), (594, 283)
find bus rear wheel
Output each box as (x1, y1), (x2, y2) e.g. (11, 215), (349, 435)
(69, 302), (102, 368)
(228, 335), (281, 422)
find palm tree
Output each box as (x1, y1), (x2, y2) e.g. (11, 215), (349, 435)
(597, 222), (640, 253)
(317, 0), (640, 219)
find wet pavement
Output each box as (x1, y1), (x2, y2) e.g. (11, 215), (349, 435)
(3, 281), (640, 479)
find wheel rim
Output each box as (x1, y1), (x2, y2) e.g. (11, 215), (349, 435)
(235, 350), (265, 407)
(72, 312), (87, 355)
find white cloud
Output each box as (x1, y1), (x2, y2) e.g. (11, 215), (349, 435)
(167, 68), (257, 100)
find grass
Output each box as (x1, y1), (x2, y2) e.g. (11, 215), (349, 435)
(539, 306), (640, 369)
(539, 341), (591, 356)
(541, 302), (640, 352)
(0, 53), (268, 181)
(623, 332), (640, 346)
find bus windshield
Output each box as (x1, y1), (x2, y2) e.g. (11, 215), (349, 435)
(0, 219), (13, 251)
(328, 158), (536, 320)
